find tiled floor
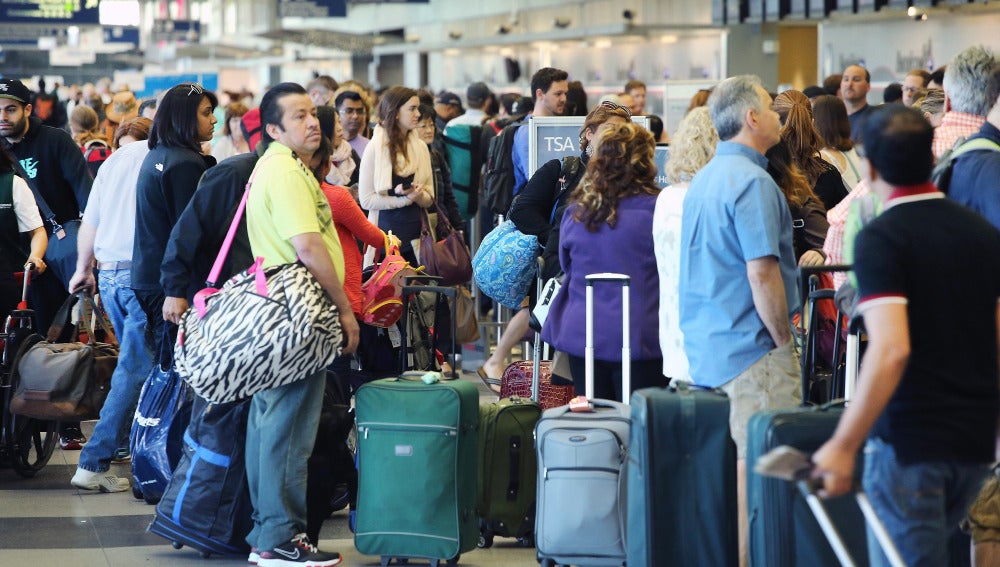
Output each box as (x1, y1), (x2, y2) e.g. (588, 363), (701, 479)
(0, 371), (539, 567)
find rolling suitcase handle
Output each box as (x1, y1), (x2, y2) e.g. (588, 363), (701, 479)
(584, 273), (630, 403)
(532, 257), (545, 403)
(797, 479), (906, 567)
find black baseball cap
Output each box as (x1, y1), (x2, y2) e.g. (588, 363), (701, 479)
(0, 78), (32, 105)
(435, 91), (464, 111)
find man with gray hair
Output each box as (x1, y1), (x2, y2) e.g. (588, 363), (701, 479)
(679, 74), (800, 564)
(933, 45), (997, 158)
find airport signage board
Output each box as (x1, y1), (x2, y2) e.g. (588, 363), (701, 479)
(0, 0), (100, 24)
(151, 19), (201, 43)
(103, 26), (139, 45)
(278, 0), (347, 18)
(527, 115), (651, 178)
(653, 147), (670, 189)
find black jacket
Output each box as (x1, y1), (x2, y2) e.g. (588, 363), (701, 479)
(132, 144), (215, 291)
(508, 153), (587, 281)
(4, 115), (91, 224)
(161, 148), (261, 301)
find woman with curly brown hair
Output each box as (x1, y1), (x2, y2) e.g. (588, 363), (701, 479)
(541, 122), (667, 400)
(773, 89), (848, 210)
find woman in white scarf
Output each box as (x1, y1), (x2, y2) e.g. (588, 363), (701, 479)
(359, 86), (434, 266)
(325, 109), (358, 188)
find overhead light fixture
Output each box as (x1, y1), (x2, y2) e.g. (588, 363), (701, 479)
(553, 17), (571, 29)
(660, 34), (678, 44)
(497, 24), (511, 35)
(622, 9), (635, 22)
(594, 38), (612, 49)
(448, 30), (462, 40)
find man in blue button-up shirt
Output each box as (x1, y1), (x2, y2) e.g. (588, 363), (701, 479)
(679, 74), (801, 565)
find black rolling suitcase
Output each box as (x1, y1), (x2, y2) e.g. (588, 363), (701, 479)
(626, 381), (738, 566)
(148, 396), (253, 558)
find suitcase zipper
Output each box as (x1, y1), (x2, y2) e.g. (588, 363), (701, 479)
(358, 422), (458, 439)
(542, 466), (620, 480)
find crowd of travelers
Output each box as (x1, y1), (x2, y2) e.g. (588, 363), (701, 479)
(3, 42), (1000, 567)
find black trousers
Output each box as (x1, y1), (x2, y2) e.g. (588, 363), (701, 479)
(567, 355), (667, 401)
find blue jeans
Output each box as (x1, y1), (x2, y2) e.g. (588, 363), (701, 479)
(78, 269), (154, 472)
(245, 370), (324, 551)
(863, 437), (990, 567)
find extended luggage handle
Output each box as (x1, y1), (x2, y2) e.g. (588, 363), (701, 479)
(755, 445), (905, 567)
(584, 273), (631, 404)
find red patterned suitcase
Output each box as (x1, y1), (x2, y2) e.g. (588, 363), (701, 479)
(498, 359), (573, 410)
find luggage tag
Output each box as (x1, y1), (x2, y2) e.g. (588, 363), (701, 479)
(387, 325), (402, 348)
(569, 395), (593, 412)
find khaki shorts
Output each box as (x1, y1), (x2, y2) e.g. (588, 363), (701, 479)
(720, 341), (802, 459)
(964, 469), (1000, 545)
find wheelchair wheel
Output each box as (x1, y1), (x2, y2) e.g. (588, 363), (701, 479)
(10, 415), (58, 478)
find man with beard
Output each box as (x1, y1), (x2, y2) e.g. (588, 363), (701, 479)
(512, 67), (569, 194)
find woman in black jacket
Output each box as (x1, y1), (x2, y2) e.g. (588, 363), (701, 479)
(476, 101), (632, 388)
(133, 82), (217, 354)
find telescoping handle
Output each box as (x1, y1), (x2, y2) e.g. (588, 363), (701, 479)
(796, 478), (906, 567)
(584, 273), (630, 404)
(19, 263), (33, 309)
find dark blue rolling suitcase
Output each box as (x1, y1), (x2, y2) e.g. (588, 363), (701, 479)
(626, 382), (738, 567)
(148, 396), (252, 558)
(746, 404), (868, 567)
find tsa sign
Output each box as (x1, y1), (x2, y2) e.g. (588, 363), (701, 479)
(528, 115), (650, 177)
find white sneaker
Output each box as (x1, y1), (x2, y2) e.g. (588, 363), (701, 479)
(71, 468), (130, 493)
(249, 548), (260, 564)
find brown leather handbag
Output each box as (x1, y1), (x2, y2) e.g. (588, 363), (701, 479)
(10, 293), (118, 421)
(418, 203), (473, 286)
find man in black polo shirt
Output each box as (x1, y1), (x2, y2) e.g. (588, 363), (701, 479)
(813, 105), (1000, 567)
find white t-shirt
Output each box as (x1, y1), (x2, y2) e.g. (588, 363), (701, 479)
(82, 141), (150, 262)
(12, 176), (43, 232)
(652, 183), (691, 382)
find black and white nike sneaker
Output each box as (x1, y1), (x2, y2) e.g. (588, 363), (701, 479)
(256, 534), (342, 567)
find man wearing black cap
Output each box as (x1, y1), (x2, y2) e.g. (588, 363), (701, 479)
(434, 91), (464, 130)
(1, 77), (93, 450)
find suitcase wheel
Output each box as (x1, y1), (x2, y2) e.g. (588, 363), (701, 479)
(131, 486), (144, 501)
(517, 533), (534, 548)
(200, 551), (211, 559)
(171, 542), (183, 550)
(478, 531), (494, 548)
(538, 558), (555, 567)
(380, 557), (409, 566)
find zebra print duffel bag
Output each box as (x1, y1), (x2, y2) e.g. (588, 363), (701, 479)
(174, 258), (343, 404)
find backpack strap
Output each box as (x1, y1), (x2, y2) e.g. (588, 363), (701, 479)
(951, 137), (1000, 159)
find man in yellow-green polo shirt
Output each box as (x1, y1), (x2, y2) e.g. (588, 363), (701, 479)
(243, 82), (358, 567)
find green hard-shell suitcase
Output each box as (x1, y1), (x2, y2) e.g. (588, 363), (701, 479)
(354, 376), (479, 566)
(477, 396), (541, 548)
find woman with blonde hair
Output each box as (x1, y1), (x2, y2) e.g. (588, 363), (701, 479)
(652, 106), (718, 382)
(773, 89), (847, 210)
(358, 86), (433, 267)
(541, 122), (666, 399)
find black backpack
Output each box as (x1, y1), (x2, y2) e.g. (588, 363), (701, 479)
(482, 119), (525, 215)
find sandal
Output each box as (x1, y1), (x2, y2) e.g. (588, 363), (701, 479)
(476, 367), (502, 395)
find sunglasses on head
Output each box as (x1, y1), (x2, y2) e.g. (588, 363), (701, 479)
(174, 83), (204, 97)
(600, 100), (632, 117)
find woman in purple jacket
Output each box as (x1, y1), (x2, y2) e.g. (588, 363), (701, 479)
(541, 122), (666, 400)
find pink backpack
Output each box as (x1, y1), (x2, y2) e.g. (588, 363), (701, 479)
(360, 236), (419, 328)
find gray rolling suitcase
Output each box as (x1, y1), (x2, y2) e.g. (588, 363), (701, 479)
(534, 273), (631, 567)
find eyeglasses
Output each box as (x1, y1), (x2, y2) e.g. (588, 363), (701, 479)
(416, 122), (436, 131)
(339, 107), (365, 116)
(599, 100), (632, 118)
